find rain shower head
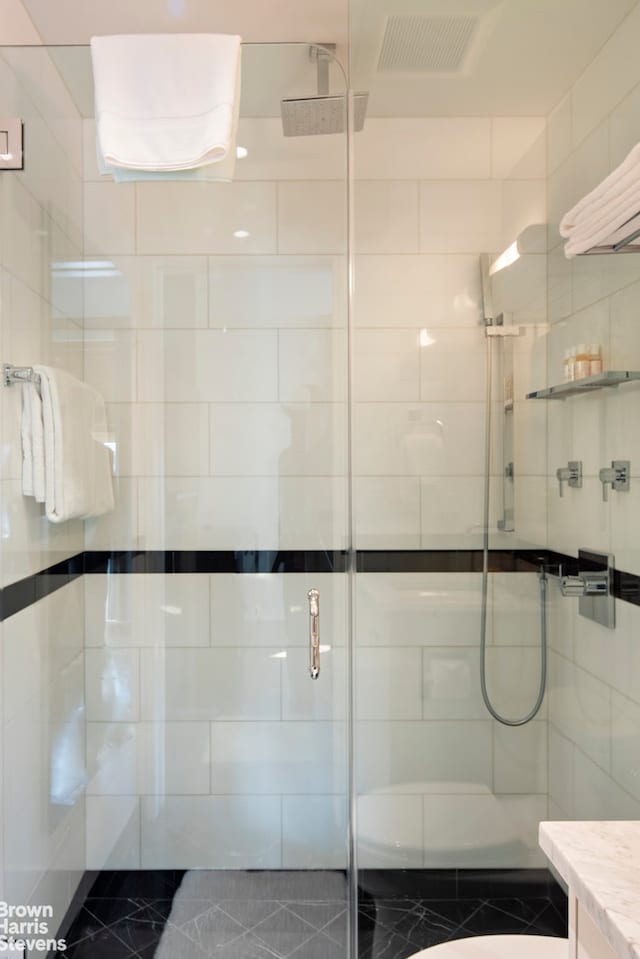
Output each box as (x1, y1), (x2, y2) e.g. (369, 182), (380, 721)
(281, 44), (368, 136)
(281, 91), (368, 136)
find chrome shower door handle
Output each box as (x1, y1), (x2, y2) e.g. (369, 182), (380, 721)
(308, 588), (320, 680)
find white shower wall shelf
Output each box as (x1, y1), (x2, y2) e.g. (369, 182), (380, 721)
(526, 371), (640, 400)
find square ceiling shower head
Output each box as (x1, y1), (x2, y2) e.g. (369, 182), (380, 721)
(378, 14), (479, 73)
(281, 92), (368, 136)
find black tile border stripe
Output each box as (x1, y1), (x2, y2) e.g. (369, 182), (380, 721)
(1, 547), (638, 622)
(0, 552), (84, 622)
(83, 549), (350, 575)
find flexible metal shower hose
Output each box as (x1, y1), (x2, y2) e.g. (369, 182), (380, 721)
(479, 327), (547, 726)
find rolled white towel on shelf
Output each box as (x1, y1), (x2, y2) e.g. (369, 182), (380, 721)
(560, 141), (640, 256)
(91, 33), (242, 180)
(32, 366), (114, 524)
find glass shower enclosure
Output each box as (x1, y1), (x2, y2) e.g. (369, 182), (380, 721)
(0, 40), (353, 957)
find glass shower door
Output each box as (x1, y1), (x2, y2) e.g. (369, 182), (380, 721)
(5, 40), (355, 958)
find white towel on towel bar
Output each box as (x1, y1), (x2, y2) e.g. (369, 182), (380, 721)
(32, 366), (114, 523)
(560, 142), (640, 256)
(21, 380), (45, 502)
(91, 33), (242, 178)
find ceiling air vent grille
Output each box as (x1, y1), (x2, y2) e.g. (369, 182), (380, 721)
(378, 14), (479, 73)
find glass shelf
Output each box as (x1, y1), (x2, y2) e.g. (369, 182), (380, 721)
(526, 371), (640, 400)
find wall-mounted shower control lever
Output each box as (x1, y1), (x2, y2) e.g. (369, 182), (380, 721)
(559, 549), (615, 629)
(556, 461), (582, 497)
(599, 460), (630, 501)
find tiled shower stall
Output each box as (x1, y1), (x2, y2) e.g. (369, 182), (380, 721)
(1, 3), (640, 958)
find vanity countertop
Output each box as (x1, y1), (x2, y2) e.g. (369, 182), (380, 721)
(539, 821), (640, 959)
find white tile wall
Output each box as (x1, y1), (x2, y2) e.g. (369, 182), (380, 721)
(136, 182), (278, 255)
(0, 48), (86, 928)
(544, 12), (640, 831)
(282, 796), (347, 868)
(209, 255), (346, 329)
(140, 796), (281, 869)
(277, 182), (346, 255)
(354, 181), (419, 254)
(419, 181), (502, 254)
(84, 574), (210, 647)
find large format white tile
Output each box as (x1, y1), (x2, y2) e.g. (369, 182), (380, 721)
(357, 648), (423, 720)
(482, 645), (548, 723)
(277, 181), (346, 255)
(571, 2), (640, 148)
(493, 721), (547, 794)
(107, 403), (210, 478)
(209, 402), (346, 476)
(3, 578), (83, 722)
(0, 478), (84, 586)
(357, 118), (491, 180)
(354, 181), (419, 254)
(85, 648), (140, 722)
(572, 750), (640, 821)
(137, 477), (280, 550)
(548, 652), (611, 772)
(501, 180), (546, 252)
(419, 328), (486, 402)
(136, 182), (277, 255)
(609, 78), (640, 168)
(83, 256), (210, 329)
(354, 329), (420, 401)
(548, 726), (575, 816)
(422, 793), (546, 868)
(139, 647), (281, 721)
(86, 722), (211, 796)
(138, 255), (210, 328)
(209, 255), (346, 329)
(491, 573), (546, 647)
(235, 118), (345, 181)
(353, 254), (482, 329)
(210, 722), (346, 795)
(278, 329), (347, 403)
(547, 95), (572, 176)
(611, 691), (640, 802)
(84, 329), (137, 402)
(1, 178), (49, 295)
(491, 117), (546, 180)
(3, 662), (85, 900)
(210, 572), (348, 648)
(84, 477), (139, 551)
(354, 477), (421, 549)
(282, 647), (348, 722)
(84, 574), (210, 648)
(355, 404), (486, 477)
(84, 182), (135, 255)
(86, 797), (140, 869)
(421, 476), (490, 548)
(419, 181), (502, 254)
(137, 329), (278, 402)
(355, 573), (482, 647)
(141, 796), (281, 868)
(422, 647), (485, 720)
(278, 477), (348, 550)
(282, 796), (347, 868)
(356, 720), (492, 794)
(357, 794), (423, 867)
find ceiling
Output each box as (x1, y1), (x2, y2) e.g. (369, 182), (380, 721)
(11, 0), (640, 118)
(350, 0), (639, 116)
(19, 0), (349, 57)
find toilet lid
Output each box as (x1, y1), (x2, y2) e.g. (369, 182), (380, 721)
(408, 934), (568, 959)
